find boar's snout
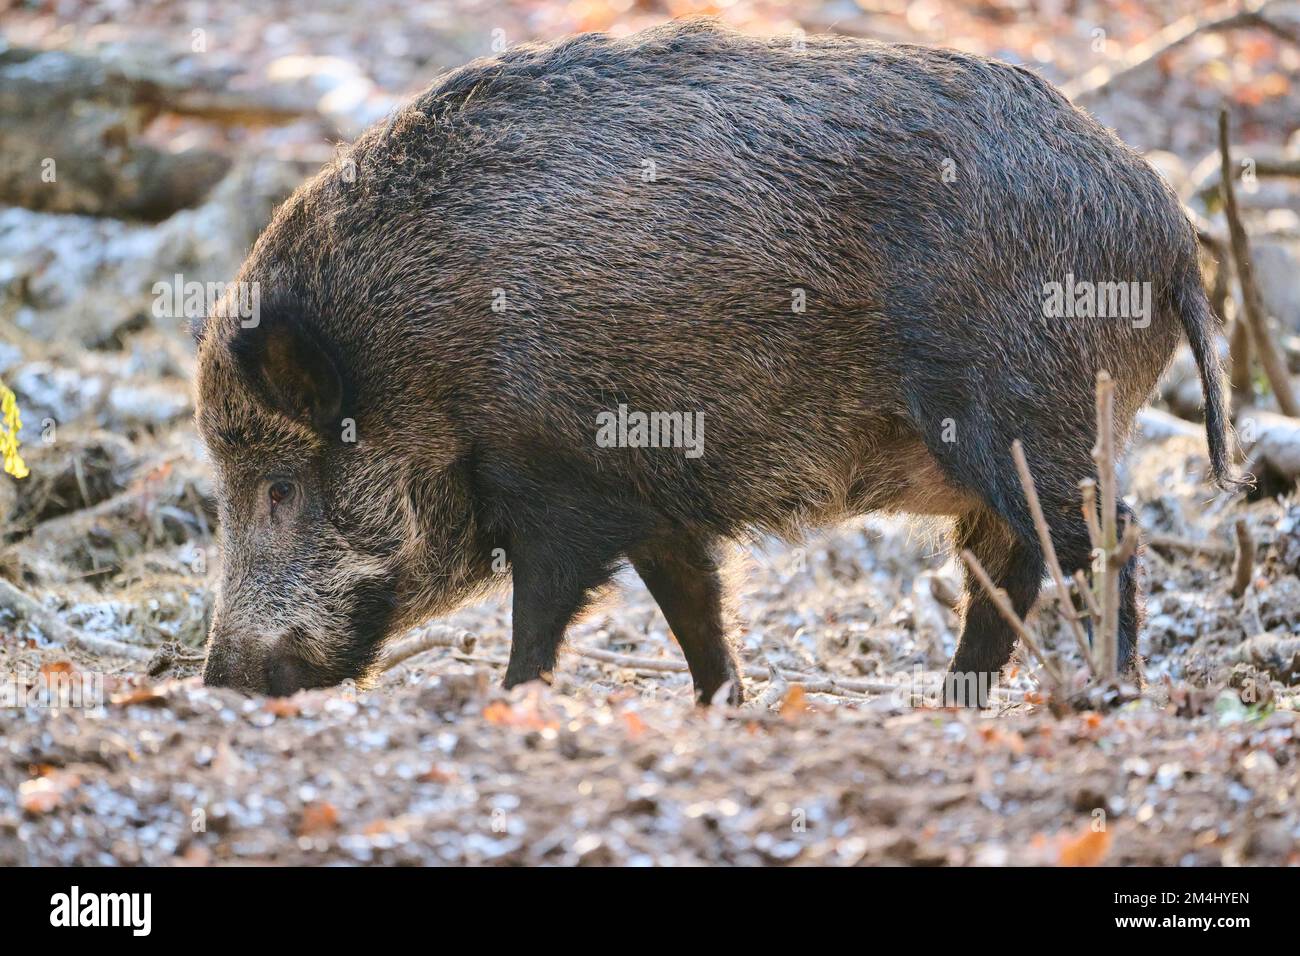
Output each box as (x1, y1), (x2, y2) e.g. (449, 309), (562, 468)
(202, 637), (318, 697)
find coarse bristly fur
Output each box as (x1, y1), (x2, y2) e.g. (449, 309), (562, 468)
(194, 18), (1238, 702)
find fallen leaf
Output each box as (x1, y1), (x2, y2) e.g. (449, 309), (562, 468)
(978, 726), (1026, 754)
(111, 684), (168, 707)
(39, 661), (76, 679)
(1058, 828), (1111, 867)
(19, 771), (81, 815)
(419, 764), (455, 784)
(780, 684), (808, 721)
(622, 711), (647, 738)
(264, 697), (300, 717)
(299, 801), (340, 836)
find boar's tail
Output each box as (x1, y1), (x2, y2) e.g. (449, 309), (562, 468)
(1171, 262), (1246, 491)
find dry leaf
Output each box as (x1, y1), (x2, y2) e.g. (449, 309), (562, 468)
(264, 697), (300, 717)
(779, 684), (808, 721)
(111, 684), (167, 707)
(622, 711), (647, 738)
(19, 770), (81, 814)
(1058, 828), (1111, 867)
(419, 764), (454, 784)
(299, 801), (340, 836)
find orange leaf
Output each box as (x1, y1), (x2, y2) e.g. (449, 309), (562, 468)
(622, 711), (647, 738)
(39, 661), (76, 678)
(111, 684), (167, 707)
(419, 764), (454, 784)
(264, 697), (300, 717)
(780, 684), (809, 721)
(1058, 828), (1111, 867)
(299, 801), (340, 836)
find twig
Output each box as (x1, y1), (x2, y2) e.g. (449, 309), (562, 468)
(572, 645), (895, 695)
(396, 639), (1028, 703)
(1116, 515), (1141, 568)
(1093, 372), (1121, 679)
(1012, 440), (1096, 673)
(1146, 532), (1235, 559)
(379, 626), (476, 671)
(0, 579), (152, 662)
(1231, 519), (1256, 598)
(959, 549), (1066, 692)
(1219, 109), (1300, 417)
(1073, 571), (1103, 621)
(1079, 479), (1103, 552)
(746, 658), (790, 711)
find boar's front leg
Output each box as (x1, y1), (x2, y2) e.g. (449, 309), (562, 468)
(504, 530), (623, 690)
(630, 536), (743, 706)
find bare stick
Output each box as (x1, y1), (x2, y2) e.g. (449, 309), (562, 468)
(1079, 479), (1103, 551)
(1146, 532), (1235, 559)
(1219, 109), (1300, 417)
(421, 641), (1027, 703)
(1116, 515), (1141, 568)
(1011, 440), (1096, 673)
(0, 579), (152, 662)
(572, 645), (902, 696)
(1073, 570), (1103, 621)
(1231, 519), (1256, 598)
(379, 626), (476, 671)
(960, 549), (1066, 691)
(1092, 372), (1121, 679)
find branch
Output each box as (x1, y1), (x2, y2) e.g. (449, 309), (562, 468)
(1146, 532), (1235, 559)
(1092, 372), (1121, 679)
(1011, 440), (1096, 673)
(960, 549), (1067, 692)
(1231, 519), (1256, 598)
(379, 626), (476, 671)
(1219, 109), (1300, 417)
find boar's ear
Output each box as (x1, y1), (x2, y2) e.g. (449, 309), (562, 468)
(230, 318), (345, 436)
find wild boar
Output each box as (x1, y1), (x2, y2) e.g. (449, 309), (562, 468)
(196, 19), (1235, 703)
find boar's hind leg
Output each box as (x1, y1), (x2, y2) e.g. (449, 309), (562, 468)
(630, 537), (743, 706)
(946, 508), (1045, 707)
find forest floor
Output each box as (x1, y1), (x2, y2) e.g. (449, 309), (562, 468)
(2, 0), (1299, 865)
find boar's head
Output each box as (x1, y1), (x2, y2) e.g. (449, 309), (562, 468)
(193, 271), (490, 696)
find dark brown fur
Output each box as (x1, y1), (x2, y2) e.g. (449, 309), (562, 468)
(196, 20), (1235, 701)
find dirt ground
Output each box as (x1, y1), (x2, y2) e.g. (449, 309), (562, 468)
(2, 0), (1299, 865)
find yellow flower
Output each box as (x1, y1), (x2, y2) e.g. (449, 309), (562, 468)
(1, 380), (29, 480)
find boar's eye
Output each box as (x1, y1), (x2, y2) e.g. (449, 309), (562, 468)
(268, 480), (295, 509)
